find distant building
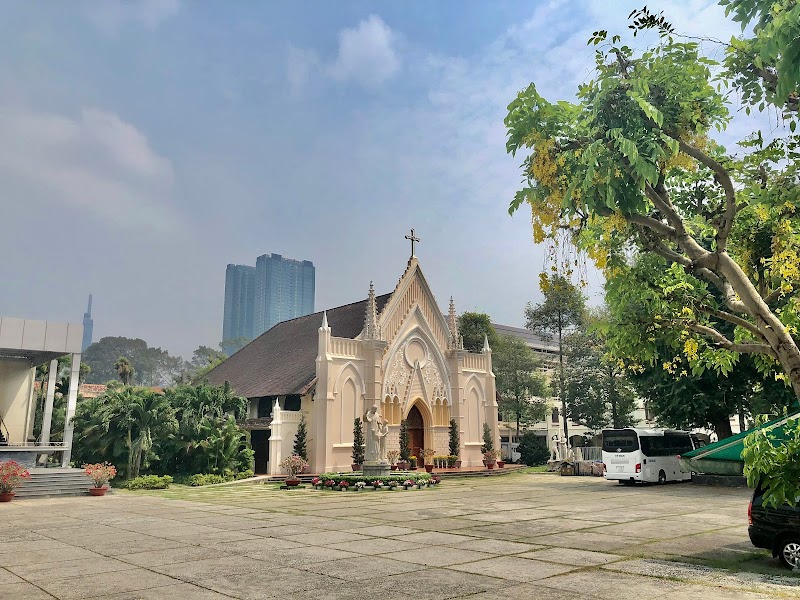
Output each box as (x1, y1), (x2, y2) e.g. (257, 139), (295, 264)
(222, 264), (256, 344)
(81, 295), (94, 352)
(253, 253), (315, 336)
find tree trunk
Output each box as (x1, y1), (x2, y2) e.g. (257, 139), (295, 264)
(608, 366), (618, 428)
(713, 418), (733, 440)
(558, 315), (568, 443)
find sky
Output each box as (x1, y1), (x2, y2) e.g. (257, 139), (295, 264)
(0, 0), (755, 359)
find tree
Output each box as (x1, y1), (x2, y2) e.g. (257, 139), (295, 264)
(84, 337), (185, 386)
(399, 419), (410, 461)
(517, 431), (550, 466)
(505, 8), (800, 397)
(352, 418), (365, 466)
(114, 357), (135, 386)
(457, 313), (500, 353)
(448, 418), (460, 457)
(525, 274), (586, 441)
(481, 422), (494, 454)
(744, 417), (800, 509)
(294, 414), (308, 460)
(493, 334), (548, 439)
(564, 310), (638, 433)
(191, 346), (227, 369)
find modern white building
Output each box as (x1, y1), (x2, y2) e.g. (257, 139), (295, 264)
(0, 317), (83, 468)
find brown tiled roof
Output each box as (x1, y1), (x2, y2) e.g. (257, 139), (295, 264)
(205, 293), (391, 399)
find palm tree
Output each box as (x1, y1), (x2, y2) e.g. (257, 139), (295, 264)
(126, 390), (175, 478)
(114, 357), (135, 386)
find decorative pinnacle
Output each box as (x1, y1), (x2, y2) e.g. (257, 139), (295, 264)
(364, 281), (380, 340)
(448, 296), (458, 349)
(482, 334), (491, 353)
(321, 310), (329, 330)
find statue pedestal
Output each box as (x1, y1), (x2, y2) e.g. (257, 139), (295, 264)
(362, 460), (390, 478)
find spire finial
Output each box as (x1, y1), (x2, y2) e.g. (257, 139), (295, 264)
(321, 310), (329, 330)
(364, 281), (380, 340)
(447, 296), (459, 350)
(482, 334), (491, 353)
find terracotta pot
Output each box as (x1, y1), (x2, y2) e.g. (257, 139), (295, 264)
(285, 477), (301, 487)
(0, 491), (15, 502)
(424, 464), (433, 473)
(88, 487), (107, 496)
(454, 460), (462, 469)
(486, 461), (496, 470)
(497, 461), (505, 468)
(397, 461), (409, 470)
(390, 465), (398, 471)
(351, 463), (362, 472)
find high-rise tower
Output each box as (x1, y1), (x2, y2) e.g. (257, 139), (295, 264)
(253, 254), (315, 336)
(81, 294), (94, 351)
(222, 264), (256, 347)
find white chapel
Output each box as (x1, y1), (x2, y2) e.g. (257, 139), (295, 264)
(207, 249), (500, 474)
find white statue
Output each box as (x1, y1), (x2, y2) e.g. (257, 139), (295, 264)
(364, 404), (388, 462)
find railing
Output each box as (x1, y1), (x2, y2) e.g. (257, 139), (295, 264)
(330, 337), (362, 358)
(574, 446), (602, 462)
(461, 353), (486, 371)
(2, 442), (66, 448)
(0, 414), (9, 445)
(281, 411), (304, 423)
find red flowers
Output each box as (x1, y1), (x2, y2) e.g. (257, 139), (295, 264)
(82, 463), (117, 488)
(0, 461), (30, 493)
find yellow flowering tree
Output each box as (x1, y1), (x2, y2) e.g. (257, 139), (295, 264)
(505, 7), (800, 398)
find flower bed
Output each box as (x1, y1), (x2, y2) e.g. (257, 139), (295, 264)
(315, 471), (435, 490)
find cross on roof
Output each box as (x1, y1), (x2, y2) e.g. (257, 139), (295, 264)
(404, 228), (420, 258)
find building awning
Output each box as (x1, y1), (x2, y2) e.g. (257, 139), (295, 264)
(680, 411), (799, 475)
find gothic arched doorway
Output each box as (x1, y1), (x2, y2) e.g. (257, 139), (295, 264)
(407, 403), (425, 462)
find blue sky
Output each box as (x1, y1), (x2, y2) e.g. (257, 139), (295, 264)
(0, 1), (749, 358)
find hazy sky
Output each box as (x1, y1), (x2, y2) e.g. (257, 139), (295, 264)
(0, 1), (754, 358)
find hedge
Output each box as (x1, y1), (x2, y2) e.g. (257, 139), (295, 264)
(124, 475), (174, 490)
(317, 472), (433, 487)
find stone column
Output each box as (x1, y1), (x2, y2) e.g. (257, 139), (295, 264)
(61, 353), (81, 468)
(40, 359), (59, 446)
(268, 399), (283, 475)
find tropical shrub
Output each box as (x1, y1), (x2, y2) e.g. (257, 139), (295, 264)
(188, 473), (227, 486)
(448, 419), (460, 457)
(318, 472), (432, 488)
(352, 418), (365, 465)
(293, 414), (308, 460)
(481, 423), (494, 454)
(280, 454), (309, 477)
(399, 419), (410, 461)
(743, 417), (800, 508)
(517, 432), (550, 466)
(124, 475), (173, 490)
(83, 463), (117, 488)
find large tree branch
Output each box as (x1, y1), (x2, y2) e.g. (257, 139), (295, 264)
(669, 136), (737, 252)
(704, 308), (764, 339)
(764, 283), (800, 307)
(687, 323), (775, 357)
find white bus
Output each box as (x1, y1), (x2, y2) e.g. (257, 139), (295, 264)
(602, 428), (697, 484)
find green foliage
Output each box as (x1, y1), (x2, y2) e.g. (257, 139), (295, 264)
(457, 312), (500, 353)
(319, 472), (432, 487)
(352, 418), (365, 465)
(188, 473), (227, 486)
(114, 357), (135, 386)
(293, 414), (308, 460)
(564, 311), (638, 433)
(71, 383), (252, 479)
(220, 337), (252, 357)
(517, 432), (551, 466)
(525, 275), (586, 341)
(84, 337), (186, 386)
(494, 335), (548, 436)
(481, 423), (494, 454)
(743, 417), (800, 508)
(124, 475), (173, 490)
(448, 418), (460, 457)
(505, 8), (800, 396)
(399, 419), (410, 461)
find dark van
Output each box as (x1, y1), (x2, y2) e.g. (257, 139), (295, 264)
(748, 483), (800, 569)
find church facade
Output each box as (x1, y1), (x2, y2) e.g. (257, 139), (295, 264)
(207, 256), (499, 474)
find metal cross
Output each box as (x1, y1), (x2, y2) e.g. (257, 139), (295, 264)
(404, 228), (420, 257)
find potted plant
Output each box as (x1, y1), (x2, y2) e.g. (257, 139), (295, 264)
(352, 418), (365, 471)
(403, 479), (414, 490)
(311, 477), (321, 489)
(409, 456), (418, 470)
(481, 423), (494, 466)
(324, 479), (336, 489)
(0, 460), (30, 502)
(449, 418), (461, 468)
(83, 462), (116, 496)
(372, 479), (383, 490)
(387, 450), (400, 470)
(398, 419), (411, 470)
(280, 454), (309, 486)
(338, 480), (350, 491)
(497, 450), (507, 469)
(293, 414), (310, 472)
(388, 480), (398, 490)
(483, 450), (497, 470)
(355, 481), (366, 491)
(423, 448), (436, 473)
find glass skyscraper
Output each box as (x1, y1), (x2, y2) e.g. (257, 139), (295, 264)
(222, 264), (256, 345)
(222, 254), (315, 351)
(254, 253), (315, 336)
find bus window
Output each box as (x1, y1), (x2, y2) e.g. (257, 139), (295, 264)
(602, 430), (639, 452)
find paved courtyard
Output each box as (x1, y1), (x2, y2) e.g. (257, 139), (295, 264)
(3, 473), (799, 599)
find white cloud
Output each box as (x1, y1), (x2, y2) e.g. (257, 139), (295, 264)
(327, 15), (400, 89)
(286, 45), (320, 96)
(0, 105), (180, 233)
(86, 0), (181, 34)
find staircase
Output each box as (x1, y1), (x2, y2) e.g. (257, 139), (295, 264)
(15, 468), (107, 499)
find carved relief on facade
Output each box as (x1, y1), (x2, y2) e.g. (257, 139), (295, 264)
(382, 333), (449, 418)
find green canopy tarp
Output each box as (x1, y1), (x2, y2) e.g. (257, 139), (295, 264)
(680, 412), (799, 476)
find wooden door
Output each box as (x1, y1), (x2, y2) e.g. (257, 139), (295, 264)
(408, 404), (424, 462)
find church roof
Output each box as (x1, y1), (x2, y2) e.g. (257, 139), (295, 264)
(205, 293), (392, 399)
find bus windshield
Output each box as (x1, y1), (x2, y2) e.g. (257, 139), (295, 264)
(602, 430), (639, 453)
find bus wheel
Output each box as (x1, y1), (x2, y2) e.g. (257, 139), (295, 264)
(658, 470), (667, 484)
